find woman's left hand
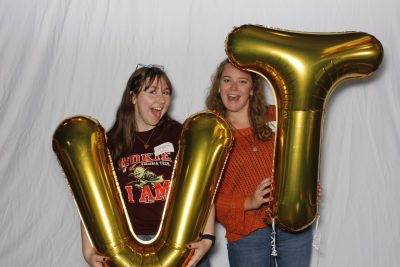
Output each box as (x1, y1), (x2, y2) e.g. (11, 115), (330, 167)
(317, 182), (322, 203)
(185, 239), (213, 267)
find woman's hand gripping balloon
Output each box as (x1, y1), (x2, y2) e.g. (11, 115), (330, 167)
(186, 205), (216, 267)
(245, 177), (274, 211)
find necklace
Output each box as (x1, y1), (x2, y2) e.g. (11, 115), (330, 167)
(229, 122), (258, 152)
(135, 127), (156, 149)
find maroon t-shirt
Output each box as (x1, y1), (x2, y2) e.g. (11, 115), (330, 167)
(113, 120), (181, 235)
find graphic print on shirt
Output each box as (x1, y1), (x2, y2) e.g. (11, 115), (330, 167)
(117, 148), (174, 205)
(128, 165), (165, 189)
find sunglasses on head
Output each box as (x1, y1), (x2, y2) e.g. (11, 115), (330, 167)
(135, 64), (165, 71)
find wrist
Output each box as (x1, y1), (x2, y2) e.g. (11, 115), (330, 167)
(244, 197), (255, 211)
(201, 234), (215, 246)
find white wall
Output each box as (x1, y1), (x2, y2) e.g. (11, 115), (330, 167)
(0, 0), (399, 266)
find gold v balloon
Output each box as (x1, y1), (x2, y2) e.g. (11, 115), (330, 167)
(52, 112), (233, 266)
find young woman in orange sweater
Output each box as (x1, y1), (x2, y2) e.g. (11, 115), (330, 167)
(206, 59), (312, 267)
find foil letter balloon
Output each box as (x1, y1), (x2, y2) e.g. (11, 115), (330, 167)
(226, 24), (383, 232)
(52, 112), (232, 266)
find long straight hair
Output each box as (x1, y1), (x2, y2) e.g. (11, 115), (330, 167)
(107, 66), (174, 160)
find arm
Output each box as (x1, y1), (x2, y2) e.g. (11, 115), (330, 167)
(185, 205), (215, 267)
(81, 222), (108, 267)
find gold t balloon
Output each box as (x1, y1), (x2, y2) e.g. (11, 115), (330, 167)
(226, 24), (383, 232)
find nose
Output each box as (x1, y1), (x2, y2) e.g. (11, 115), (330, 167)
(155, 93), (166, 103)
(230, 81), (239, 91)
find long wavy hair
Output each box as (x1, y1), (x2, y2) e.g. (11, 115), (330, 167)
(205, 59), (272, 141)
(107, 66), (174, 160)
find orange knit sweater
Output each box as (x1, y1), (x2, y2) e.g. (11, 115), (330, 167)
(215, 106), (276, 242)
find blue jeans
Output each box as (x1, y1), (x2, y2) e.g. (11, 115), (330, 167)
(137, 235), (210, 267)
(227, 226), (312, 267)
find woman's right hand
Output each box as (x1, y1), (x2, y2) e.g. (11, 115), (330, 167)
(245, 177), (274, 211)
(81, 222), (109, 267)
(84, 252), (108, 267)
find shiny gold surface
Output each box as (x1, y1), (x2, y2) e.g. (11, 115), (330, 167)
(52, 112), (232, 266)
(226, 24), (383, 232)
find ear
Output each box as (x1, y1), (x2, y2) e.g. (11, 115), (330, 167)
(131, 93), (137, 105)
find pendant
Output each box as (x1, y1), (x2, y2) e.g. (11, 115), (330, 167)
(252, 145), (257, 152)
(144, 143), (149, 149)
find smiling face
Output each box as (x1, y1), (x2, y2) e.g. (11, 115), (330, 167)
(132, 76), (171, 131)
(219, 63), (253, 118)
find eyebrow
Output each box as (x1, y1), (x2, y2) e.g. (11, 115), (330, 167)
(144, 85), (170, 91)
(144, 85), (157, 90)
(222, 75), (250, 80)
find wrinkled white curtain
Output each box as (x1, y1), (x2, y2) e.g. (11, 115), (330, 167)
(1, 0), (399, 266)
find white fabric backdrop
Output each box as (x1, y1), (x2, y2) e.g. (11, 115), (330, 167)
(1, 0), (399, 266)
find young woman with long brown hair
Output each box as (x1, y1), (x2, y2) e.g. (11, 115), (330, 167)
(206, 59), (313, 267)
(81, 65), (214, 267)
